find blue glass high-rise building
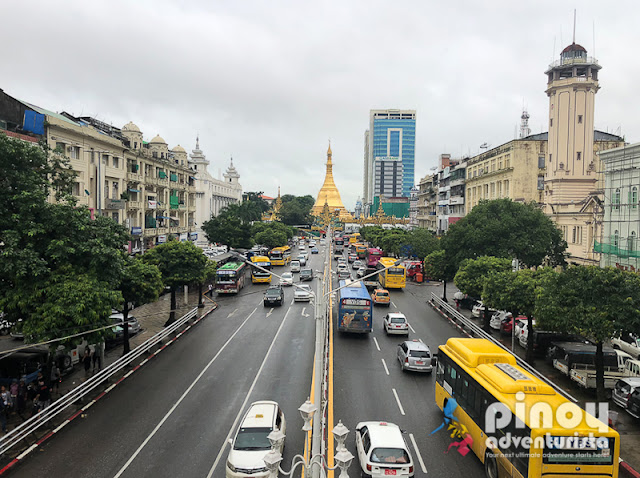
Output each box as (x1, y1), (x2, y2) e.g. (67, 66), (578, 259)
(363, 109), (416, 206)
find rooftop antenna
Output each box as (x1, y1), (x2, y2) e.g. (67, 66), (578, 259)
(572, 9), (577, 44)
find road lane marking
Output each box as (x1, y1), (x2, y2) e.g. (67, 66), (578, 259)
(381, 358), (390, 375)
(392, 388), (405, 416)
(391, 301), (397, 308)
(227, 308), (237, 318)
(409, 433), (428, 474)
(373, 337), (380, 351)
(112, 308), (256, 478)
(291, 299), (294, 305)
(408, 323), (416, 334)
(207, 307), (293, 478)
(266, 308), (274, 317)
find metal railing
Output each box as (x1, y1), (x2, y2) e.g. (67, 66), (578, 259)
(429, 293), (576, 402)
(0, 307), (200, 457)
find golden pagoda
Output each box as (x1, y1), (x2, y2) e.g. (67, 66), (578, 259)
(311, 143), (353, 222)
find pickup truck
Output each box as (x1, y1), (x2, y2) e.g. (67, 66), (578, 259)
(550, 341), (620, 376)
(571, 355), (640, 390)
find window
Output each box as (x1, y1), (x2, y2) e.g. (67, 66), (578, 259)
(103, 154), (109, 164)
(497, 182), (502, 197)
(537, 176), (544, 190)
(614, 188), (621, 210)
(628, 232), (636, 254)
(112, 212), (119, 223)
(572, 226), (582, 245)
(70, 146), (80, 159)
(613, 230), (619, 248)
(578, 115), (583, 124)
(104, 180), (109, 199)
(504, 180), (510, 197)
(112, 181), (119, 199)
(113, 157), (119, 168)
(134, 142), (138, 149)
(152, 152), (158, 159)
(550, 118), (553, 127)
(576, 152), (582, 161)
(538, 156), (545, 168)
(72, 182), (80, 196)
(55, 142), (66, 153)
(631, 187), (638, 209)
(549, 153), (552, 163)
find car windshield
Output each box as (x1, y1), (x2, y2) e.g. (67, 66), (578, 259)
(370, 447), (410, 464)
(409, 350), (430, 358)
(282, 273), (292, 279)
(391, 317), (406, 324)
(377, 292), (389, 297)
(234, 427), (272, 450)
(266, 289), (280, 297)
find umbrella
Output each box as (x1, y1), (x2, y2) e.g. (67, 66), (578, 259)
(453, 291), (465, 300)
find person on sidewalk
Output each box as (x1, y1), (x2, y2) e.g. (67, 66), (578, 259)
(34, 380), (50, 412)
(208, 283), (213, 297)
(50, 364), (61, 395)
(9, 379), (18, 412)
(82, 347), (91, 377)
(16, 379), (26, 419)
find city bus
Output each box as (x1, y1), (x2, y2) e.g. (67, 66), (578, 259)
(215, 261), (248, 294)
(336, 280), (372, 333)
(250, 255), (272, 284)
(355, 243), (367, 259)
(269, 246), (292, 266)
(435, 337), (620, 478)
(334, 236), (345, 253)
(376, 257), (406, 289)
(366, 247), (383, 268)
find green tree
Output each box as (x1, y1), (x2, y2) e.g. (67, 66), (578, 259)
(442, 199), (566, 271)
(406, 228), (439, 260)
(454, 256), (512, 330)
(280, 195), (315, 225)
(242, 191), (270, 214)
(536, 266), (640, 401)
(200, 260), (218, 307)
(202, 214), (253, 249)
(142, 240), (208, 325)
(483, 268), (556, 364)
(423, 249), (456, 301)
(117, 258), (164, 354)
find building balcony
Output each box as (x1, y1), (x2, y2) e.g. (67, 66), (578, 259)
(188, 205), (196, 212)
(157, 178), (169, 187)
(449, 196), (464, 205)
(450, 178), (465, 187)
(178, 226), (188, 233)
(143, 228), (156, 237)
(127, 172), (144, 182)
(438, 199), (449, 206)
(128, 201), (143, 209)
(187, 185), (196, 193)
(156, 227), (168, 235)
(170, 227), (179, 234)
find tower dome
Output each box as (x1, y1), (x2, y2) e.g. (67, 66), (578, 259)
(150, 134), (166, 144)
(122, 121), (141, 133)
(171, 145), (186, 153)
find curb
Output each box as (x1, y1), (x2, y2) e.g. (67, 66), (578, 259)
(428, 300), (640, 478)
(0, 305), (217, 476)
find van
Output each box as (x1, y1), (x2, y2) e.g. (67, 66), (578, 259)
(548, 342), (620, 375)
(290, 260), (301, 273)
(226, 401), (286, 478)
(613, 377), (640, 410)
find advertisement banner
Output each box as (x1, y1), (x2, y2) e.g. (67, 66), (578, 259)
(148, 200), (157, 209)
(131, 227), (142, 235)
(157, 235), (167, 244)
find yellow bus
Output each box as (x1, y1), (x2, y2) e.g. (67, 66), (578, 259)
(250, 255), (272, 283)
(268, 246), (291, 266)
(435, 338), (619, 478)
(376, 257), (405, 289)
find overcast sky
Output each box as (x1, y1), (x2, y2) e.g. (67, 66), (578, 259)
(2, 1), (638, 209)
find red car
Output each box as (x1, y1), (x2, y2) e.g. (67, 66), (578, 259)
(500, 316), (527, 335)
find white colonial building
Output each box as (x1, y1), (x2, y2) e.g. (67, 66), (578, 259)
(189, 138), (243, 247)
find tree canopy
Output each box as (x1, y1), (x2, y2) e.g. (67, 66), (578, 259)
(252, 221), (294, 249)
(359, 226), (439, 259)
(280, 195), (315, 225)
(441, 199), (566, 270)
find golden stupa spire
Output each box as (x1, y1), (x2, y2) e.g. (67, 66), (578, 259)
(311, 143), (352, 221)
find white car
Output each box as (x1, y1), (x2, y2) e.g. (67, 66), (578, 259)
(471, 301), (495, 318)
(489, 311), (511, 331)
(383, 313), (409, 336)
(294, 284), (313, 302)
(299, 244), (306, 251)
(612, 333), (640, 359)
(309, 241), (316, 247)
(290, 260), (301, 273)
(279, 272), (294, 286)
(226, 401), (286, 478)
(517, 319), (537, 348)
(297, 255), (307, 266)
(355, 421), (414, 477)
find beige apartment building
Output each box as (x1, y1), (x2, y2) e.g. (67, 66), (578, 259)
(465, 134), (548, 213)
(416, 173), (438, 232)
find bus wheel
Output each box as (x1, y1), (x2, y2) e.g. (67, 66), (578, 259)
(484, 451), (498, 478)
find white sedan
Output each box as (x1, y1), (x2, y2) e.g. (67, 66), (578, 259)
(355, 421), (414, 477)
(294, 284), (313, 302)
(383, 313), (409, 336)
(279, 272), (294, 286)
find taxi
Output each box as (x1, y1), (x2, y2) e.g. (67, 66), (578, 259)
(371, 288), (390, 307)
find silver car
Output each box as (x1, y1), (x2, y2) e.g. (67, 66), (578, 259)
(294, 284), (313, 302)
(110, 311), (141, 336)
(397, 339), (433, 373)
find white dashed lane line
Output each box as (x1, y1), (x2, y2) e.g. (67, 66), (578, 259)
(373, 337), (381, 351)
(391, 301), (397, 308)
(392, 388), (406, 416)
(408, 323), (416, 334)
(409, 433), (428, 474)
(381, 358), (390, 375)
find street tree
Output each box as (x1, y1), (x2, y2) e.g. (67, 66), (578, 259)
(454, 256), (512, 330)
(200, 260), (218, 307)
(242, 191), (270, 215)
(406, 228), (439, 260)
(536, 265), (640, 401)
(423, 249), (456, 301)
(442, 199), (566, 271)
(483, 268), (556, 364)
(142, 240), (208, 325)
(202, 214), (252, 249)
(117, 258), (164, 354)
(279, 195), (315, 225)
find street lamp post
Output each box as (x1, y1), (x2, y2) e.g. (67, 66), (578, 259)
(262, 399), (354, 478)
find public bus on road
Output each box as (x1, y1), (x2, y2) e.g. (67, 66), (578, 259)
(355, 243), (367, 259)
(376, 257), (406, 289)
(250, 255), (272, 284)
(336, 280), (372, 333)
(334, 236), (345, 253)
(366, 247), (383, 268)
(269, 246), (292, 266)
(435, 337), (620, 478)
(215, 261), (248, 294)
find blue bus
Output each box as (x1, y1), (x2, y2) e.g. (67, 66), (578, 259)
(337, 280), (373, 333)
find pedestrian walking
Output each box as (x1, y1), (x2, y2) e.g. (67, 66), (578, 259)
(208, 283), (213, 297)
(50, 364), (61, 395)
(34, 380), (50, 412)
(92, 348), (100, 373)
(83, 347), (91, 377)
(9, 379), (18, 412)
(16, 379), (26, 419)
(26, 383), (38, 417)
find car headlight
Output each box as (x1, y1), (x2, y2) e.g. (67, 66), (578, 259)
(226, 460), (237, 473)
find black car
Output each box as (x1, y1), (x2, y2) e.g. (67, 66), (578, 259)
(264, 285), (284, 306)
(300, 269), (313, 282)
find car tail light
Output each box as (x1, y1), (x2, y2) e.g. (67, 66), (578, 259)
(409, 466), (414, 473)
(366, 464), (372, 472)
(405, 358), (409, 364)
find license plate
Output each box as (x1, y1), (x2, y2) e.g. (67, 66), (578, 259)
(416, 361), (424, 365)
(385, 471), (397, 476)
